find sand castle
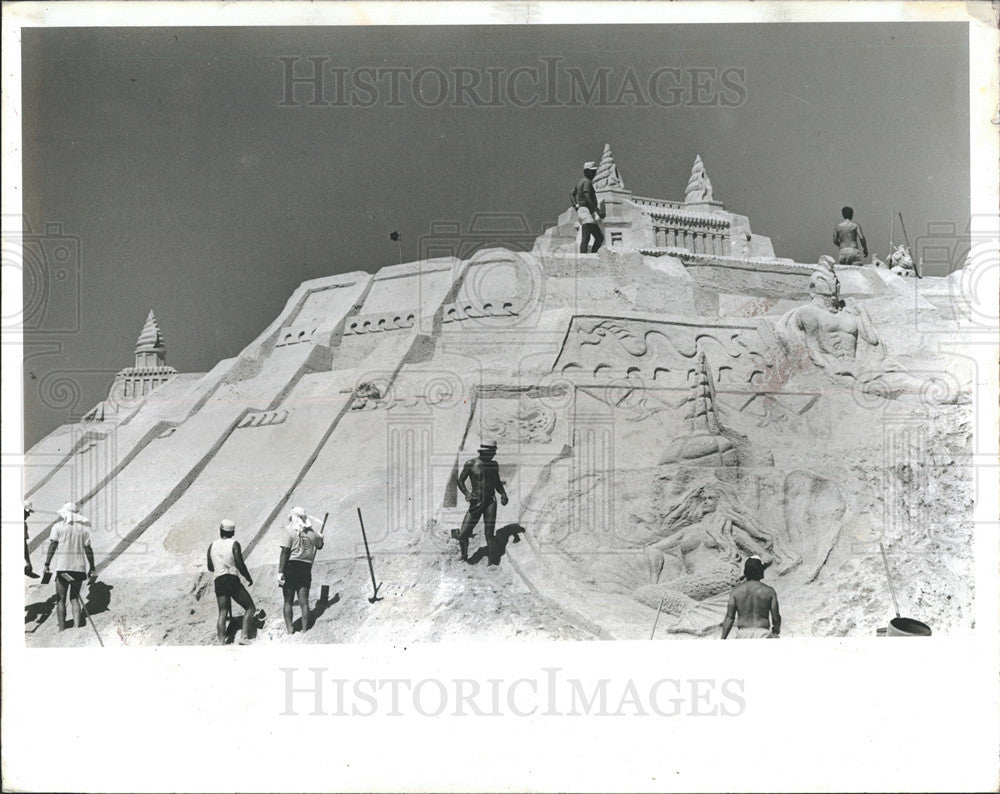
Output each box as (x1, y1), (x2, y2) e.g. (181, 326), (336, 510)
(24, 146), (976, 644)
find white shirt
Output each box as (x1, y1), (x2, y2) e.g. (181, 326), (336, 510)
(209, 537), (237, 578)
(50, 521), (92, 573)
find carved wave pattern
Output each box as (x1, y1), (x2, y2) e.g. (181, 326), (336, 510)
(554, 317), (775, 391)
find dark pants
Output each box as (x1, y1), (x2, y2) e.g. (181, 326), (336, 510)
(580, 223), (604, 254)
(459, 499), (498, 563)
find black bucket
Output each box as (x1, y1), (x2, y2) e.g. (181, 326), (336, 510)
(886, 616), (932, 636)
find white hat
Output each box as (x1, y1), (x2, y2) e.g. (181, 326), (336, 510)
(583, 161), (597, 171)
(289, 506), (313, 530)
(220, 519), (236, 534)
(478, 440), (499, 452)
(57, 502), (90, 524)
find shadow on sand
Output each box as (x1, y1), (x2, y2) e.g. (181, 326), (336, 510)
(25, 594), (58, 631)
(224, 608), (267, 644)
(289, 589), (340, 632)
(86, 580), (113, 615)
(466, 524), (527, 566)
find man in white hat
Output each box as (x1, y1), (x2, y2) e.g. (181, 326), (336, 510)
(278, 506), (325, 634)
(720, 556), (781, 639)
(571, 160), (606, 253)
(456, 440), (509, 565)
(42, 502), (96, 631)
(206, 519), (256, 644)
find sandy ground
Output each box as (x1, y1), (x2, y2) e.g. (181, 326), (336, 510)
(24, 542), (595, 647)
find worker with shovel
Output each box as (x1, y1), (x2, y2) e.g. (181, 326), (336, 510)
(42, 502), (96, 631)
(456, 440), (509, 566)
(278, 506), (325, 634)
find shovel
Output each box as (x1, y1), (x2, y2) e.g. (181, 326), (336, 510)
(878, 542), (931, 636)
(80, 582), (105, 647)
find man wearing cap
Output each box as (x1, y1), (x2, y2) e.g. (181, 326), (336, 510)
(43, 502), (96, 631)
(456, 440), (509, 565)
(206, 519), (256, 645)
(720, 556), (781, 639)
(278, 506), (325, 634)
(572, 161), (606, 254)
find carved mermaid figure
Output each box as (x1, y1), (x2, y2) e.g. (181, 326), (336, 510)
(632, 482), (800, 628)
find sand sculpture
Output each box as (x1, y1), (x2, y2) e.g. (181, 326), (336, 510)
(777, 261), (966, 404)
(887, 244), (917, 277)
(593, 142), (625, 191)
(684, 154), (714, 204)
(627, 481), (802, 631)
(24, 146), (975, 644)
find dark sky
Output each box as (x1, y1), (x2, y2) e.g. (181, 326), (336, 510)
(21, 23), (970, 448)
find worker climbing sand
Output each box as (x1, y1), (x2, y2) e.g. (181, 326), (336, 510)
(206, 519), (256, 645)
(456, 440), (509, 566)
(278, 506), (324, 634)
(720, 556), (781, 639)
(43, 502), (96, 631)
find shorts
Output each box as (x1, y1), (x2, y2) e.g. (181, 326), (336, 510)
(214, 573), (243, 598)
(733, 627), (773, 639)
(283, 560), (312, 590)
(57, 571), (86, 597)
(838, 246), (864, 266)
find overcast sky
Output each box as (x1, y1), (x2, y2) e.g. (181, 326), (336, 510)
(21, 23), (969, 447)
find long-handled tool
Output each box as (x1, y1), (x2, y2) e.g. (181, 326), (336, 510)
(898, 211), (921, 278)
(877, 541), (933, 636)
(649, 596), (665, 640)
(878, 541), (901, 619)
(356, 508), (382, 603)
(80, 576), (105, 647)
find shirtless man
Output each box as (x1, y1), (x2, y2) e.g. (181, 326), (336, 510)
(720, 556), (780, 639)
(456, 440), (509, 565)
(786, 270), (879, 377)
(833, 206), (868, 266)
